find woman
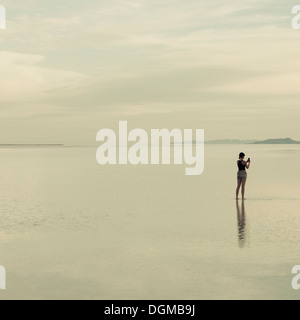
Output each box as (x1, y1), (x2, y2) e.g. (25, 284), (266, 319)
(236, 152), (251, 200)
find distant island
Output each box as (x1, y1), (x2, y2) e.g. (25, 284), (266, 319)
(206, 138), (300, 145)
(253, 138), (300, 144)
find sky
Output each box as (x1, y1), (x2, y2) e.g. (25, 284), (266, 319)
(0, 0), (300, 144)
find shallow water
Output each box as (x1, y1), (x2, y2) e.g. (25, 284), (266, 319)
(0, 145), (300, 300)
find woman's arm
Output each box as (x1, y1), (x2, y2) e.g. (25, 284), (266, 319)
(241, 161), (251, 169)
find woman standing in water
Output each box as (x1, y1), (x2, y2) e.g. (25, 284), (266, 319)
(236, 152), (251, 200)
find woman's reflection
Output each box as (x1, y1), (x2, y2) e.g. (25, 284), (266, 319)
(236, 200), (248, 248)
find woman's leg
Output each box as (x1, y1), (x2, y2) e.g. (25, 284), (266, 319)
(236, 178), (242, 199)
(241, 177), (247, 200)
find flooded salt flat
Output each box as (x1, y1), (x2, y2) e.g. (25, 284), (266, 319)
(0, 145), (300, 300)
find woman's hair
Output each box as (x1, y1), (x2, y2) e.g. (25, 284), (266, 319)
(239, 152), (245, 159)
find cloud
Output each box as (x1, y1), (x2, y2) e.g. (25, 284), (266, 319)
(0, 0), (299, 142)
(0, 51), (87, 103)
(208, 73), (300, 95)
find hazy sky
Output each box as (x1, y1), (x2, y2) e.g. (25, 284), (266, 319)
(0, 0), (299, 144)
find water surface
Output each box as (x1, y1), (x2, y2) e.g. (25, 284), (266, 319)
(0, 145), (299, 300)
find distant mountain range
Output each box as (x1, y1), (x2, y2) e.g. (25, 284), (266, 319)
(1, 139), (299, 147)
(253, 138), (300, 144)
(207, 138), (300, 144)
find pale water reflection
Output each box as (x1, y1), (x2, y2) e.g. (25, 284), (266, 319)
(236, 200), (248, 248)
(0, 145), (300, 300)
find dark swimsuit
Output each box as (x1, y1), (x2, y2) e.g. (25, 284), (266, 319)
(238, 160), (246, 171)
(237, 160), (247, 180)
